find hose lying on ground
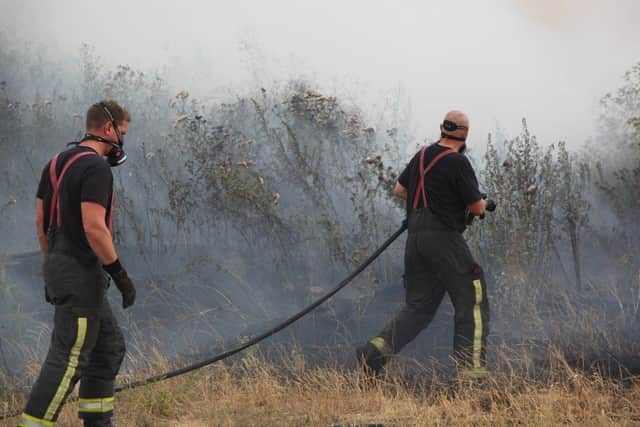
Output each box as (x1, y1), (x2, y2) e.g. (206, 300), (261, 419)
(0, 223), (407, 420)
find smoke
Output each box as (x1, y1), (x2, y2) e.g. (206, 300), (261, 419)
(2, 0), (639, 147)
(1, 0), (639, 381)
(511, 0), (639, 32)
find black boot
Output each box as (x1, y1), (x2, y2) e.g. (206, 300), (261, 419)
(356, 342), (387, 378)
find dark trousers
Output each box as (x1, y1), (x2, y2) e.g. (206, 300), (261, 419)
(20, 250), (125, 427)
(373, 210), (489, 371)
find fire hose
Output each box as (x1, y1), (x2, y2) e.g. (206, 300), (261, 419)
(1, 198), (497, 420)
(0, 223), (408, 420)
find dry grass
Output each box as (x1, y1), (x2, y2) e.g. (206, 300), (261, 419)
(2, 349), (640, 427)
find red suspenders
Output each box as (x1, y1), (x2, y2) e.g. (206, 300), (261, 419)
(412, 146), (456, 210)
(48, 152), (115, 232)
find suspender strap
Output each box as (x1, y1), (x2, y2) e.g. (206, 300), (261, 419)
(412, 147), (457, 210)
(48, 151), (102, 228)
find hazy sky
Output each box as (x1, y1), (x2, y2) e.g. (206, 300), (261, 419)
(2, 0), (639, 147)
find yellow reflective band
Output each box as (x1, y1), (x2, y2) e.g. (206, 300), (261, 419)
(79, 397), (114, 404)
(44, 317), (88, 420)
(19, 413), (54, 427)
(78, 397), (115, 413)
(369, 337), (389, 355)
(472, 279), (483, 369)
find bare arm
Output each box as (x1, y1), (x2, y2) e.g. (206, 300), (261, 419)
(394, 181), (408, 200)
(35, 198), (48, 254)
(467, 198), (487, 216)
(81, 201), (117, 265)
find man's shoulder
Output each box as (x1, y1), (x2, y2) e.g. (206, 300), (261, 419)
(40, 158), (52, 176)
(441, 151), (471, 167)
(79, 153), (109, 168)
(424, 145), (468, 165)
(69, 148), (110, 174)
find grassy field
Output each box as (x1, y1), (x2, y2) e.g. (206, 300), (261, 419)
(2, 350), (640, 427)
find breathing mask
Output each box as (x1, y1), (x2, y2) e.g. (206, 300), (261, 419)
(81, 102), (127, 167)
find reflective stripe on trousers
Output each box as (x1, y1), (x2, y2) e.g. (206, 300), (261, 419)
(472, 279), (483, 369)
(78, 397), (115, 413)
(369, 336), (391, 356)
(20, 317), (88, 426)
(18, 413), (54, 427)
(44, 317), (88, 420)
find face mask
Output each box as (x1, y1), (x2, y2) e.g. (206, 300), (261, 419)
(105, 139), (127, 167)
(80, 133), (128, 167)
(94, 102), (128, 167)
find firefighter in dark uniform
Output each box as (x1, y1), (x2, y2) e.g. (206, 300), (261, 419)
(357, 110), (492, 378)
(19, 100), (136, 427)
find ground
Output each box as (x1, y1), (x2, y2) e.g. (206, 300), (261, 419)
(2, 352), (640, 426)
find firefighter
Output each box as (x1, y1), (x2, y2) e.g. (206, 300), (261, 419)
(357, 110), (491, 379)
(19, 100), (136, 427)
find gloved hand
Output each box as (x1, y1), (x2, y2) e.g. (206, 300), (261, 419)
(104, 259), (136, 309)
(469, 195), (497, 223)
(477, 194), (497, 219)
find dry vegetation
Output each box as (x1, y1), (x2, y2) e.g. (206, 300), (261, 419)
(1, 39), (640, 426)
(3, 350), (640, 426)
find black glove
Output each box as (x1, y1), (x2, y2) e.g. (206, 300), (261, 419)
(104, 259), (136, 309)
(477, 193), (497, 219)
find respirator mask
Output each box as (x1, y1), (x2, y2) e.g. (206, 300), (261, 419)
(80, 101), (128, 167)
(441, 119), (468, 153)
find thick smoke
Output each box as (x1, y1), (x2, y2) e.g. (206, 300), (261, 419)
(1, 1), (639, 385)
(2, 0), (639, 146)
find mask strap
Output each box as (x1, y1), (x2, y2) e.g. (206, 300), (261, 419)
(79, 133), (123, 155)
(440, 132), (466, 142)
(81, 133), (112, 144)
(94, 102), (123, 146)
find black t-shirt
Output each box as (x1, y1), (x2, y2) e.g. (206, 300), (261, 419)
(398, 143), (482, 233)
(36, 146), (113, 256)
